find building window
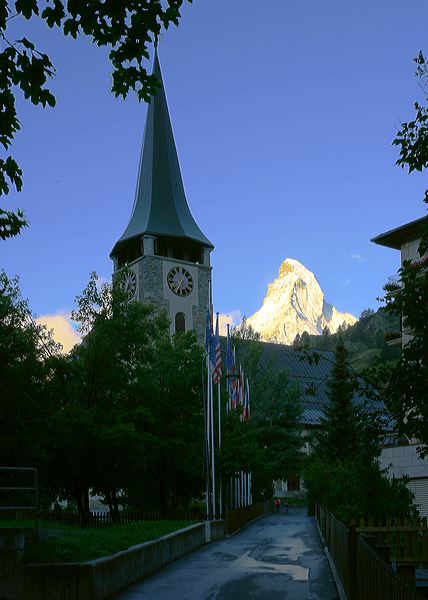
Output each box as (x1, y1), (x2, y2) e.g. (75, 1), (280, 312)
(175, 312), (186, 333)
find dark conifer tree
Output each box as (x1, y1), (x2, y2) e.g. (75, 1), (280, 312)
(316, 343), (357, 461)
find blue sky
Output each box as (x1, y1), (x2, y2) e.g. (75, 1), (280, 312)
(2, 0), (428, 340)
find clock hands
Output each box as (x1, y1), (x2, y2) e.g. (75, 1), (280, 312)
(174, 276), (185, 293)
(167, 267), (193, 296)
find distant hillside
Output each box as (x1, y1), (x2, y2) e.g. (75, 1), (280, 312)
(293, 308), (401, 371)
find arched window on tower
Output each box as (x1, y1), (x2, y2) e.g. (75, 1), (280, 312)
(175, 312), (186, 334)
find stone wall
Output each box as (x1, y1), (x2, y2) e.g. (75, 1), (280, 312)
(224, 502), (272, 535)
(0, 528), (31, 600)
(23, 520), (224, 600)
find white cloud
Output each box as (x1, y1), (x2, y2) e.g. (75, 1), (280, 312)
(36, 312), (81, 354)
(218, 310), (242, 335)
(351, 253), (364, 263)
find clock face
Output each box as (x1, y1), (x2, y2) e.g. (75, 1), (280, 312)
(123, 270), (137, 299)
(167, 266), (194, 296)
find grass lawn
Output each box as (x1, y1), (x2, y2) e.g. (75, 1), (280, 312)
(0, 520), (194, 564)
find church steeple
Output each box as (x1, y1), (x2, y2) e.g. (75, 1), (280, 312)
(110, 50), (213, 266)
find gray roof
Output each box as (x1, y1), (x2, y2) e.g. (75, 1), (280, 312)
(371, 215), (428, 250)
(110, 51), (213, 258)
(257, 341), (335, 426)
(230, 339), (383, 427)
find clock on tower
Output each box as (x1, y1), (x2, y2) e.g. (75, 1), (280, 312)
(109, 50), (213, 344)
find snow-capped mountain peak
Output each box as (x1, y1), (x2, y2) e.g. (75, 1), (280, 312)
(247, 258), (356, 344)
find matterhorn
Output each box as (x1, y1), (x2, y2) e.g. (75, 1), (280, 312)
(247, 258), (356, 344)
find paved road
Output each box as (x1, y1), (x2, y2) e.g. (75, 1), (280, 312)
(114, 507), (339, 600)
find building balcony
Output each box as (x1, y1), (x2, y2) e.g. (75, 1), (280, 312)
(383, 274), (401, 296)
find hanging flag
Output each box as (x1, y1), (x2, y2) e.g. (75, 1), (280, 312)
(242, 378), (250, 421)
(212, 314), (222, 384)
(238, 366), (244, 406)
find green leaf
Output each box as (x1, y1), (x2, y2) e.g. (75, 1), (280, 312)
(19, 38), (36, 51)
(15, 0), (39, 19)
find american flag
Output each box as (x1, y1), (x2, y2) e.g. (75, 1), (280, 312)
(212, 313), (222, 384)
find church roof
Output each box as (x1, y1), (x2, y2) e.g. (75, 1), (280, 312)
(110, 51), (213, 258)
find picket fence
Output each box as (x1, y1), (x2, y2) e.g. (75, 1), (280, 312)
(45, 510), (203, 529)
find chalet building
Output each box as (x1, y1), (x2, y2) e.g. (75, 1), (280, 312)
(372, 216), (428, 516)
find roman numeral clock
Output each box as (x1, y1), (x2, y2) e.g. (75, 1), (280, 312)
(109, 50), (213, 343)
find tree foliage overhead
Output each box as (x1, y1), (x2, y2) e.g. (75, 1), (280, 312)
(0, 0), (190, 239)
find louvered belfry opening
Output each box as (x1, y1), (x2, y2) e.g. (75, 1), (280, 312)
(154, 236), (203, 264)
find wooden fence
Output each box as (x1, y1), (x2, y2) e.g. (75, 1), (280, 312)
(352, 516), (428, 564)
(315, 504), (425, 600)
(356, 534), (424, 600)
(317, 504), (355, 596)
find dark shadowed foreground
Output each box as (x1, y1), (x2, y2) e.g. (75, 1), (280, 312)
(114, 506), (339, 600)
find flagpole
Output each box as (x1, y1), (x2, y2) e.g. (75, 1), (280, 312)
(204, 281), (214, 520)
(206, 354), (211, 518)
(214, 316), (222, 516)
(218, 380), (222, 516)
(210, 372), (215, 517)
(215, 313), (222, 518)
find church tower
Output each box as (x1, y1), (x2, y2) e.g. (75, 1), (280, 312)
(110, 51), (213, 343)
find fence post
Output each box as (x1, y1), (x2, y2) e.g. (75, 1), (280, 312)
(396, 564), (416, 586)
(348, 525), (357, 600)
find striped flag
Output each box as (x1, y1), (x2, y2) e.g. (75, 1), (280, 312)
(212, 313), (222, 384)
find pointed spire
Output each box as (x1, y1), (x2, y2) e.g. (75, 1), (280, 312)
(111, 50), (213, 258)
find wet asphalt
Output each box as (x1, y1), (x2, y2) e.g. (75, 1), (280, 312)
(113, 506), (339, 600)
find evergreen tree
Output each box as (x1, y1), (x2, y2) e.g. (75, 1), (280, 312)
(316, 343), (357, 461)
(304, 342), (415, 520)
